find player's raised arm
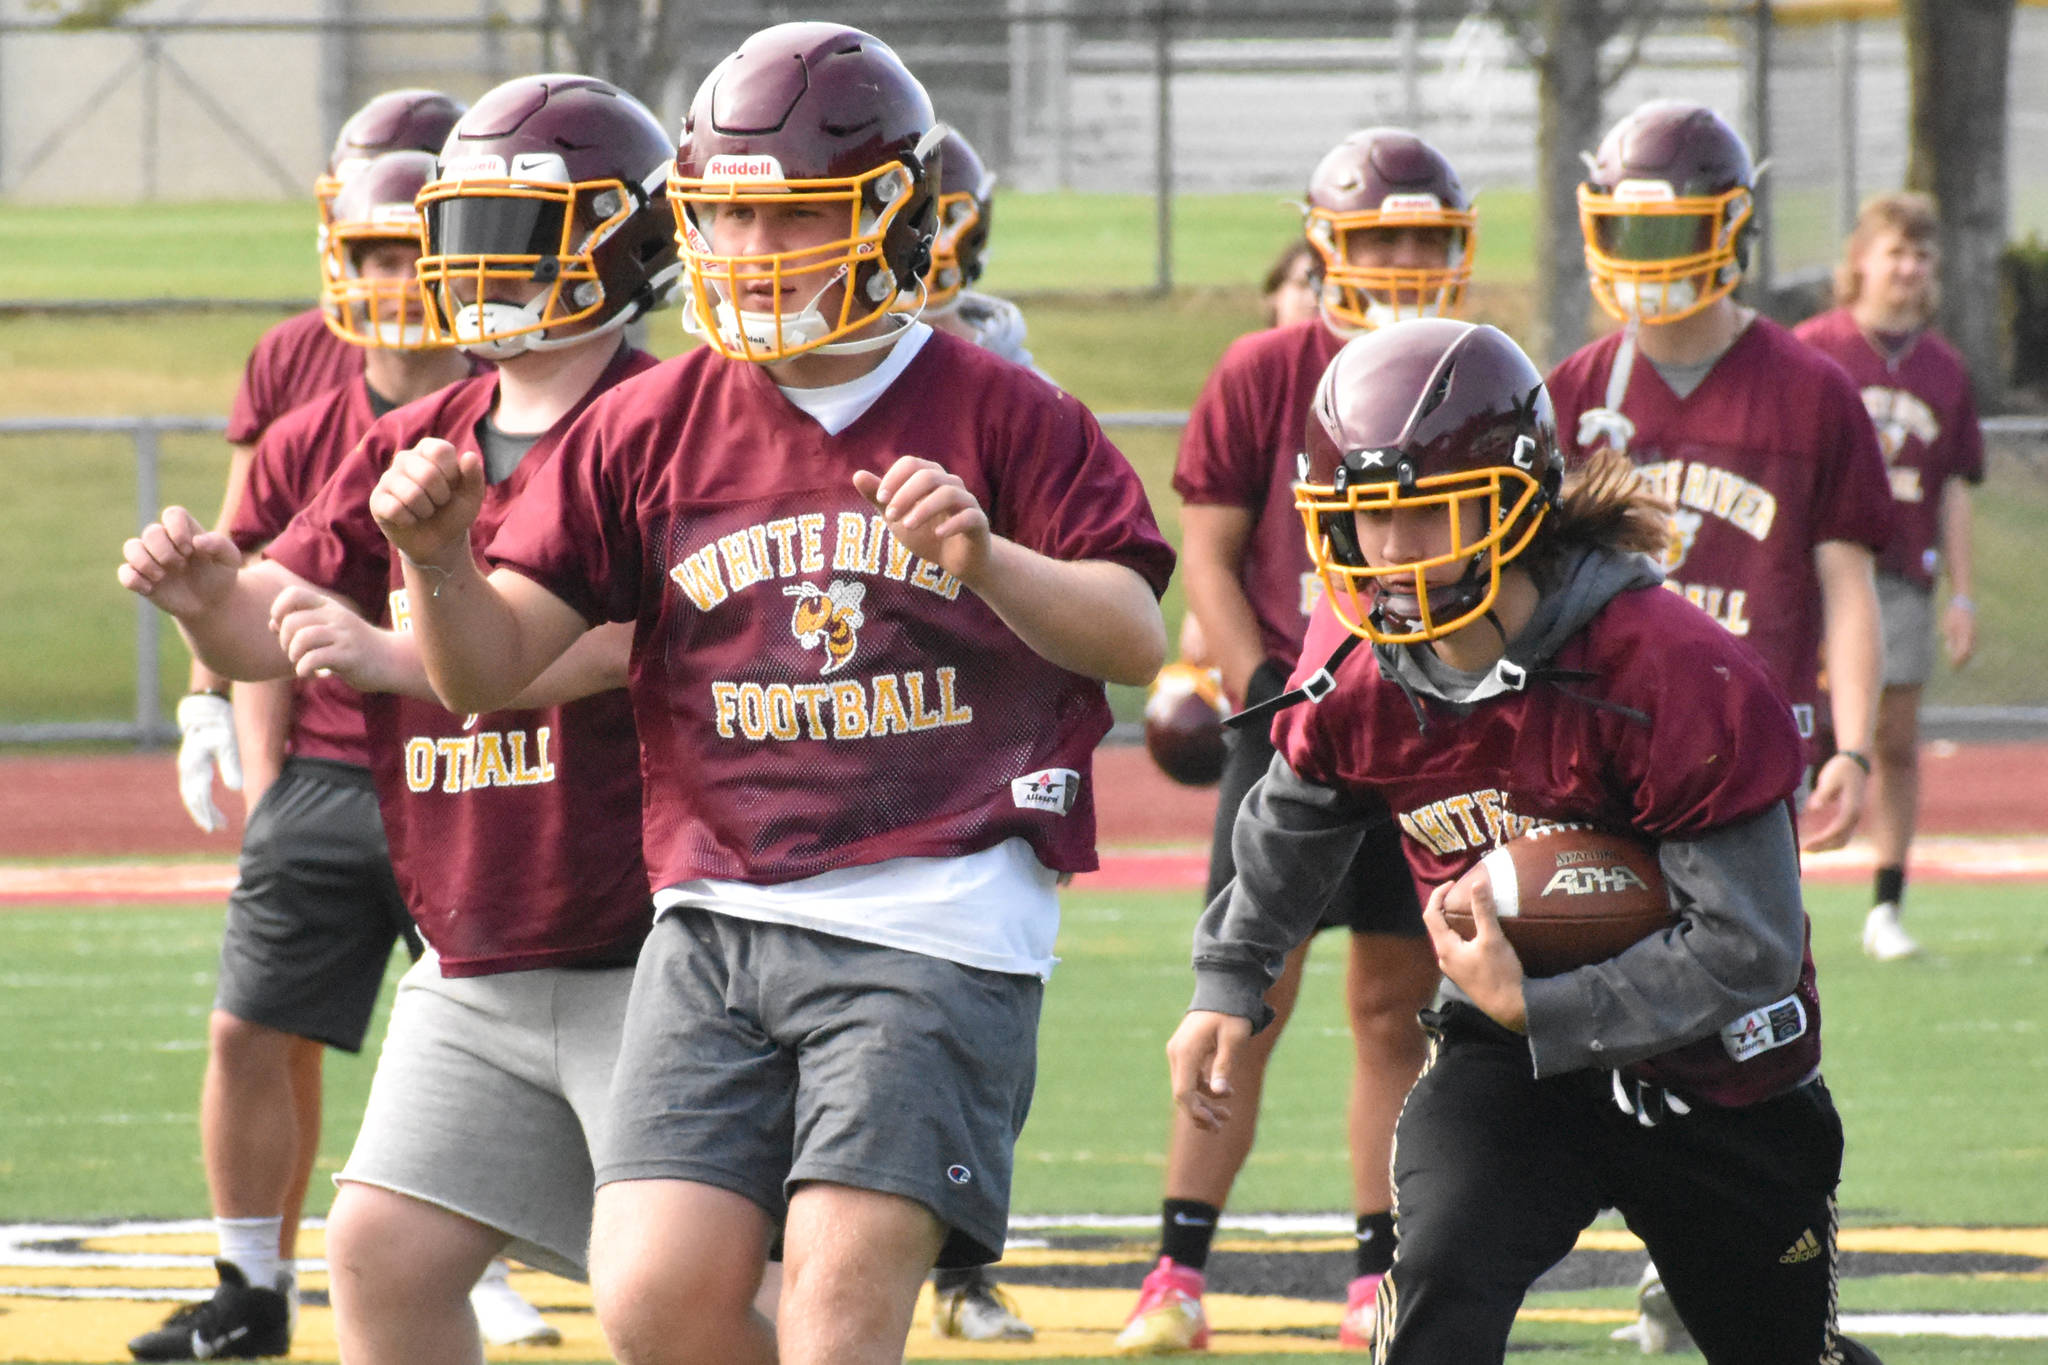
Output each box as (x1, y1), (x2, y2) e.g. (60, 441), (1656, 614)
(368, 437), (591, 713)
(853, 455), (1166, 686)
(118, 505), (304, 683)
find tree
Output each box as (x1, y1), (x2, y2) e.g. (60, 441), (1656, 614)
(1486, 1), (1666, 366)
(1902, 0), (2016, 408)
(565, 0), (697, 113)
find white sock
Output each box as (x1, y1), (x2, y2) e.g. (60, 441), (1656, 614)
(217, 1216), (283, 1291)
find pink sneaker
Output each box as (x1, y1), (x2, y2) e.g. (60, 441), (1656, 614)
(1338, 1272), (1384, 1350)
(1114, 1256), (1210, 1354)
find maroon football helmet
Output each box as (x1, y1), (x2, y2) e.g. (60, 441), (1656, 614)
(316, 89), (468, 221)
(668, 22), (941, 361)
(1143, 661), (1230, 788)
(921, 128), (997, 310)
(1579, 100), (1756, 323)
(321, 150), (441, 349)
(1304, 128), (1476, 333)
(414, 74), (680, 358)
(1295, 318), (1560, 644)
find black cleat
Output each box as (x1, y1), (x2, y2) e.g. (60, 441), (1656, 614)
(128, 1259), (290, 1361)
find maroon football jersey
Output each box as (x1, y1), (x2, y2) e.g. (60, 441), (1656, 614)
(487, 331), (1176, 890)
(1277, 585), (1818, 1106)
(1172, 319), (1346, 669)
(1547, 316), (1892, 731)
(226, 379), (380, 768)
(265, 345), (658, 975)
(1793, 308), (1984, 589)
(225, 308), (365, 446)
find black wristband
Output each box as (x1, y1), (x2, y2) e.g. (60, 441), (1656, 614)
(1835, 749), (1872, 775)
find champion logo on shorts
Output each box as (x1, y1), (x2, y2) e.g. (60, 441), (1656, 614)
(1011, 768), (1081, 815)
(946, 1164), (974, 1185)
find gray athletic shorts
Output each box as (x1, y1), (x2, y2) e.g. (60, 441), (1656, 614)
(337, 956), (632, 1280)
(1877, 571), (1936, 689)
(598, 908), (1042, 1268)
(216, 758), (418, 1052)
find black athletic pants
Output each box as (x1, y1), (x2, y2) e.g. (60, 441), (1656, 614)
(1378, 1003), (1856, 1365)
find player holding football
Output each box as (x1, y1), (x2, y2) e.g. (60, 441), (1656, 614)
(1794, 193), (1984, 963)
(366, 25), (1173, 1365)
(1166, 317), (1883, 1365)
(1120, 128), (1469, 1354)
(118, 74), (679, 1365)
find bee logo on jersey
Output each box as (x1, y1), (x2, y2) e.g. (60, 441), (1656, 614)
(1012, 768), (1081, 815)
(1660, 508), (1702, 574)
(784, 579), (866, 675)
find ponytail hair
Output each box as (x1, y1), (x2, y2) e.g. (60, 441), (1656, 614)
(1532, 448), (1672, 564)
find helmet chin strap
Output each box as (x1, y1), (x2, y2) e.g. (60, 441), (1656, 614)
(697, 268), (926, 359)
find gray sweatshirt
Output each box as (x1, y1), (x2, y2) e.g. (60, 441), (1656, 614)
(1188, 546), (1808, 1080)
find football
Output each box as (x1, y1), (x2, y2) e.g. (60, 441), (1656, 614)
(1439, 825), (1674, 976)
(1143, 661), (1231, 787)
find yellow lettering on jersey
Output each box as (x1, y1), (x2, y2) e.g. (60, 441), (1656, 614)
(862, 515), (889, 573)
(1678, 463), (1777, 542)
(404, 737), (436, 793)
(794, 682), (833, 738)
(908, 558), (963, 601)
(389, 589), (413, 634)
(936, 666), (974, 725)
(670, 544), (729, 611)
(1637, 459), (1684, 505)
(1864, 386), (1939, 461)
(1473, 789), (1509, 846)
(832, 679), (870, 738)
(507, 728), (555, 785)
(712, 681), (741, 738)
(1668, 581), (1752, 636)
(764, 518), (803, 576)
(832, 512), (870, 573)
(1399, 805), (1461, 857)
(473, 732), (514, 789)
(883, 532), (915, 581)
(797, 513), (827, 573)
(1889, 467), (1924, 504)
(718, 527), (770, 592)
(904, 671), (944, 731)
(869, 673), (912, 735)
(736, 685), (768, 741)
(763, 683), (801, 741)
(435, 737), (472, 794)
(1442, 793), (1487, 845)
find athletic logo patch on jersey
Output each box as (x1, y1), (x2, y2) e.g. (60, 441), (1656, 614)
(1720, 991), (1808, 1063)
(1011, 768), (1081, 816)
(784, 578), (866, 675)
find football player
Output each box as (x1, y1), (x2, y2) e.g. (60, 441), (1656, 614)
(912, 127), (1047, 381)
(118, 74), (679, 1365)
(363, 25), (1173, 1365)
(1119, 127), (1471, 1355)
(1167, 317), (1883, 1365)
(1547, 98), (1893, 1354)
(125, 147), (479, 1363)
(178, 89), (470, 841)
(1794, 193), (1983, 963)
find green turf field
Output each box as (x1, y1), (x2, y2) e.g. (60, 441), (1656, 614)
(2, 193), (2044, 741)
(3, 879), (2044, 1361)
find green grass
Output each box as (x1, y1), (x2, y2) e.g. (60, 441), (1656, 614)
(2, 879), (2044, 1362)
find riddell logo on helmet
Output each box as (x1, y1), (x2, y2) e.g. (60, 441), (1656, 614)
(705, 154), (786, 182)
(442, 154), (508, 179)
(1379, 193), (1445, 215)
(1613, 179), (1678, 203)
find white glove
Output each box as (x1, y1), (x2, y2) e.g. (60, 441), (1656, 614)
(175, 692), (243, 832)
